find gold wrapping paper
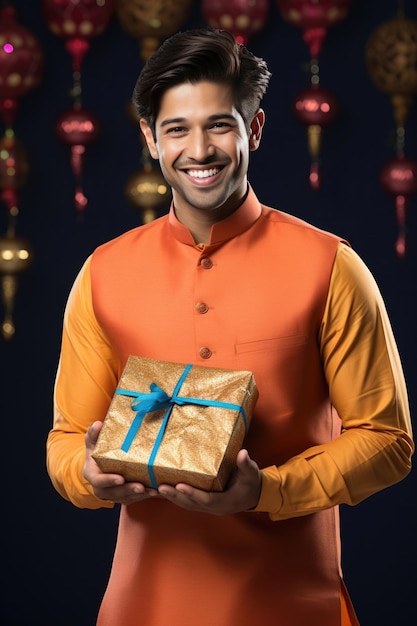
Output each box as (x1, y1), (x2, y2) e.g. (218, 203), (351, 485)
(92, 356), (258, 491)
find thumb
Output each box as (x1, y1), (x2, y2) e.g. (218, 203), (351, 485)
(85, 420), (103, 451)
(236, 449), (256, 474)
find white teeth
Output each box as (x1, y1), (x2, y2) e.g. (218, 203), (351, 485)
(187, 168), (219, 179)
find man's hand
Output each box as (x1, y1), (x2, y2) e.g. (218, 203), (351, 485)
(157, 449), (262, 515)
(83, 421), (159, 505)
(83, 423), (262, 513)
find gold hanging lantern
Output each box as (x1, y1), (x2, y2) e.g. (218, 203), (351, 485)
(0, 231), (32, 339)
(125, 142), (171, 223)
(116, 0), (190, 222)
(366, 15), (417, 130)
(115, 0), (193, 61)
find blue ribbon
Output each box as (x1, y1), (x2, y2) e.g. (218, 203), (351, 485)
(115, 363), (247, 488)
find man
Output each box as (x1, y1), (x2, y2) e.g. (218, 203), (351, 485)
(47, 28), (413, 626)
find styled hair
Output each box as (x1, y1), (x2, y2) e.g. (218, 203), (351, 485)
(132, 28), (271, 133)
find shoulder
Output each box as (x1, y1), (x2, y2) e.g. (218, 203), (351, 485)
(332, 244), (382, 299)
(94, 214), (169, 256)
(261, 203), (349, 246)
(258, 205), (350, 270)
(90, 215), (169, 272)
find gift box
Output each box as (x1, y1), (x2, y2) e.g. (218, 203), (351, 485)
(92, 356), (258, 491)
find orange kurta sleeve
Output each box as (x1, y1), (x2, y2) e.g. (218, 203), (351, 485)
(255, 244), (413, 519)
(47, 257), (118, 508)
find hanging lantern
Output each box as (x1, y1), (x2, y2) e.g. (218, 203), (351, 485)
(275, 0), (352, 59)
(125, 141), (171, 223)
(275, 0), (351, 189)
(0, 7), (43, 339)
(115, 0), (193, 62)
(366, 14), (417, 257)
(115, 0), (190, 222)
(42, 0), (115, 74)
(380, 155), (417, 258)
(0, 6), (44, 112)
(202, 0), (269, 45)
(124, 108), (170, 224)
(366, 16), (417, 130)
(0, 133), (29, 226)
(0, 231), (32, 340)
(0, 6), (43, 220)
(55, 107), (100, 214)
(42, 0), (115, 216)
(292, 84), (338, 189)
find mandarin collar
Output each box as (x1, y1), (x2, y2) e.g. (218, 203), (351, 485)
(168, 184), (262, 247)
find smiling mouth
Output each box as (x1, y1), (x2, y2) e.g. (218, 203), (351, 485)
(185, 167), (222, 179)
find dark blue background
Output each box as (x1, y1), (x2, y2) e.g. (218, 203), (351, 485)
(2, 1), (416, 624)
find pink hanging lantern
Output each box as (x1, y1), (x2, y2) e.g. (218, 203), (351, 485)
(42, 0), (115, 216)
(380, 155), (417, 258)
(202, 0), (269, 45)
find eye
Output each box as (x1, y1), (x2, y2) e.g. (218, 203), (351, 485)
(209, 121), (234, 134)
(167, 126), (187, 135)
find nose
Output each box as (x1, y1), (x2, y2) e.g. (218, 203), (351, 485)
(186, 129), (215, 161)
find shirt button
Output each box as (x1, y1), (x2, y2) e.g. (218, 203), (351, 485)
(200, 257), (213, 269)
(196, 302), (209, 314)
(199, 347), (212, 359)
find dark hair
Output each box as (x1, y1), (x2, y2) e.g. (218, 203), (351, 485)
(132, 28), (271, 134)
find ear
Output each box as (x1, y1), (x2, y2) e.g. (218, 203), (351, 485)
(249, 109), (265, 151)
(139, 119), (159, 159)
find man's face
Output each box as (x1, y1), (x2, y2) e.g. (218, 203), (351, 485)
(140, 81), (262, 221)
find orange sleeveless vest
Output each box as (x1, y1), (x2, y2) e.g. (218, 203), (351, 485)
(91, 189), (353, 625)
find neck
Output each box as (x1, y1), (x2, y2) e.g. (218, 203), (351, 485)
(180, 213), (214, 245)
(173, 184), (249, 244)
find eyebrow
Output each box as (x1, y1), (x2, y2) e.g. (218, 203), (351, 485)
(159, 113), (237, 128)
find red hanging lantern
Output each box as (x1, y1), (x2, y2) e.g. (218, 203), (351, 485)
(380, 155), (417, 258)
(42, 0), (115, 73)
(0, 6), (43, 215)
(275, 1), (351, 190)
(292, 85), (338, 189)
(55, 108), (100, 214)
(0, 134), (29, 219)
(0, 7), (43, 339)
(202, 0), (269, 45)
(275, 0), (352, 59)
(42, 0), (115, 216)
(0, 6), (44, 118)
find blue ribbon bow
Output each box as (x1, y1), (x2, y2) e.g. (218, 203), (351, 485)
(115, 363), (247, 488)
